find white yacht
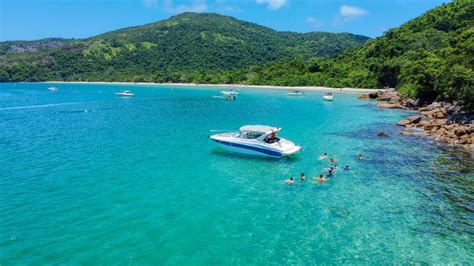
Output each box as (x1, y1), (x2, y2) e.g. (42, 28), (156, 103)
(210, 125), (301, 158)
(115, 90), (134, 97)
(48, 86), (58, 91)
(220, 89), (239, 95)
(212, 90), (236, 100)
(323, 92), (333, 101)
(288, 90), (305, 96)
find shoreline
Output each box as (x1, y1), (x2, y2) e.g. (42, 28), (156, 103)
(361, 90), (473, 152)
(38, 81), (382, 94)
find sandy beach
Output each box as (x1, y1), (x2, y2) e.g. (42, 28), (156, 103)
(41, 81), (382, 94)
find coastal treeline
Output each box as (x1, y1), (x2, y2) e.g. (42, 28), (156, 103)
(0, 12), (367, 82)
(0, 1), (472, 109)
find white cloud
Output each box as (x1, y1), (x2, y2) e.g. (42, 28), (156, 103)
(256, 0), (287, 10)
(339, 5), (367, 19)
(306, 16), (323, 28)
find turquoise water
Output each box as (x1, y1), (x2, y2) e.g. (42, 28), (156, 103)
(0, 83), (472, 264)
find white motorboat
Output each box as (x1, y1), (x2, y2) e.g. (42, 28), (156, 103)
(115, 90), (134, 97)
(210, 125), (301, 158)
(212, 90), (236, 100)
(220, 89), (239, 95)
(288, 90), (305, 96)
(48, 86), (58, 91)
(323, 92), (333, 101)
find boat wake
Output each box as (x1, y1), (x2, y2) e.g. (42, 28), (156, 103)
(0, 102), (93, 111)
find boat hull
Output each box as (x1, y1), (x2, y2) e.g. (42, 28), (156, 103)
(323, 96), (333, 101)
(210, 136), (301, 158)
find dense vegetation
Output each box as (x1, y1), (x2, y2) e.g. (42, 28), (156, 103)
(228, 0), (473, 108)
(1, 1), (472, 108)
(0, 12), (368, 82)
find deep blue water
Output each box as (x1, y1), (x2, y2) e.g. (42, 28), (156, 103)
(0, 83), (472, 264)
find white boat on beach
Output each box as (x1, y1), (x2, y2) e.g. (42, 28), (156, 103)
(288, 90), (305, 96)
(115, 90), (134, 97)
(323, 92), (333, 101)
(210, 125), (301, 158)
(48, 86), (58, 91)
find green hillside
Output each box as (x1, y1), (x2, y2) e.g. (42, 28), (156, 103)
(233, 0), (473, 108)
(0, 13), (368, 82)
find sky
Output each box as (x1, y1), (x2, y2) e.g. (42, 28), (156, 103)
(0, 0), (449, 41)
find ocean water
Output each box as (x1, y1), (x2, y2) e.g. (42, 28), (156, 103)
(0, 83), (472, 264)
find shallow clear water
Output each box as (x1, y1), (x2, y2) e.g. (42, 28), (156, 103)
(0, 83), (472, 264)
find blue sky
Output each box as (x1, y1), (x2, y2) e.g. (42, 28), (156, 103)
(0, 0), (448, 41)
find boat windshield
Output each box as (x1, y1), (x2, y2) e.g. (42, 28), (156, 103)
(240, 131), (263, 139)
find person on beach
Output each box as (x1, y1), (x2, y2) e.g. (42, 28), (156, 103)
(318, 152), (328, 160)
(344, 164), (350, 170)
(300, 172), (306, 181)
(286, 177), (294, 185)
(313, 174), (329, 182)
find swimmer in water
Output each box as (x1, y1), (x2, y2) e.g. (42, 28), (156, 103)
(330, 156), (337, 163)
(313, 174), (328, 182)
(300, 172), (306, 181)
(358, 154), (363, 160)
(286, 177), (294, 185)
(318, 152), (328, 160)
(344, 164), (350, 170)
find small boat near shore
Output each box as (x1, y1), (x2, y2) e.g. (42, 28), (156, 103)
(323, 92), (333, 101)
(48, 86), (58, 91)
(210, 125), (301, 158)
(212, 90), (236, 100)
(115, 90), (134, 97)
(288, 90), (305, 96)
(220, 89), (239, 95)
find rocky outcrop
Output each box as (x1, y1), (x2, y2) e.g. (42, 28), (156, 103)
(360, 90), (473, 151)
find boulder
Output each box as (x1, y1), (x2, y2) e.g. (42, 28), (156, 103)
(434, 119), (448, 126)
(397, 116), (422, 126)
(419, 102), (441, 112)
(423, 124), (435, 131)
(358, 94), (369, 99)
(379, 92), (398, 101)
(377, 103), (403, 109)
(443, 124), (455, 130)
(434, 112), (446, 119)
(404, 99), (415, 108)
(368, 92), (379, 99)
(454, 126), (467, 136)
(459, 134), (471, 144)
(389, 96), (402, 103)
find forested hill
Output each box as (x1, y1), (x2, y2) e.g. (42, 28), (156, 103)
(235, 0), (473, 108)
(0, 12), (369, 82)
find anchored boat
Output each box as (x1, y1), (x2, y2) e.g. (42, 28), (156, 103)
(210, 125), (301, 158)
(220, 89), (239, 95)
(288, 90), (305, 96)
(323, 92), (333, 101)
(115, 90), (134, 97)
